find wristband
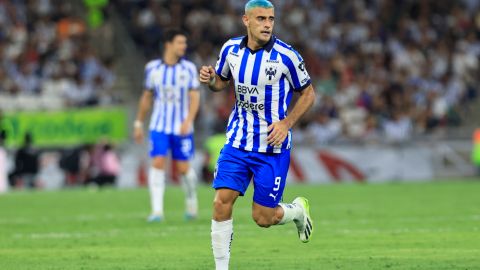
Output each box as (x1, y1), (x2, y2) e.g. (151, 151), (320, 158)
(134, 120), (143, 128)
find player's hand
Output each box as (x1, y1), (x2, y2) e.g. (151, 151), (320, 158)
(267, 120), (290, 147)
(179, 120), (192, 135)
(199, 66), (215, 85)
(134, 126), (144, 144)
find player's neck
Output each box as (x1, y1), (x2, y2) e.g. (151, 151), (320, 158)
(247, 35), (267, 51)
(163, 52), (179, 66)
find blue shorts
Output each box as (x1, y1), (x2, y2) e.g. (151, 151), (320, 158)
(149, 131), (194, 161)
(212, 144), (290, 208)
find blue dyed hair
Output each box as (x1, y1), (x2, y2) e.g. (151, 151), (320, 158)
(245, 0), (274, 13)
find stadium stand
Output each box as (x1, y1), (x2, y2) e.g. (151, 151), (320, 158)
(115, 0), (480, 144)
(0, 0), (119, 112)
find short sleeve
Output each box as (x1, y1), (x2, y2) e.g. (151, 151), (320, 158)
(144, 63), (155, 91)
(281, 50), (311, 92)
(214, 41), (233, 81)
(187, 63), (200, 90)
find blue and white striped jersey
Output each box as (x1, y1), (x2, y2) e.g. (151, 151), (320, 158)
(144, 59), (199, 135)
(215, 36), (311, 153)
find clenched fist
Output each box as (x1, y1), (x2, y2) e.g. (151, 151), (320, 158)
(199, 66), (215, 85)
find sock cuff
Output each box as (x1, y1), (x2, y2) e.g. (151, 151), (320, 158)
(278, 203), (291, 225)
(212, 219), (233, 231)
(185, 167), (197, 178)
(149, 167), (165, 175)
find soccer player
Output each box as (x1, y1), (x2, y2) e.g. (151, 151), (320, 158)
(199, 1), (316, 269)
(134, 29), (200, 222)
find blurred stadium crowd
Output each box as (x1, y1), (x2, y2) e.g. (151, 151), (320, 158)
(117, 0), (480, 144)
(1, 0), (479, 189)
(0, 0), (118, 111)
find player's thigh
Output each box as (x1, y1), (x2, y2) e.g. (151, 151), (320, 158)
(212, 145), (252, 197)
(250, 150), (291, 208)
(172, 134), (194, 161)
(149, 131), (169, 169)
(150, 131), (170, 158)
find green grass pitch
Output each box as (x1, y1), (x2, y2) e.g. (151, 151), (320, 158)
(0, 180), (479, 269)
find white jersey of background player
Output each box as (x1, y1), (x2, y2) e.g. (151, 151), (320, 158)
(134, 29), (200, 222)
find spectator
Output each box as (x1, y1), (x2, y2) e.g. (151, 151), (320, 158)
(64, 73), (97, 107)
(383, 110), (413, 144)
(362, 115), (381, 143)
(9, 132), (40, 189)
(114, 1), (480, 143)
(0, 0), (118, 111)
(86, 143), (119, 187)
(59, 145), (89, 186)
(307, 109), (342, 145)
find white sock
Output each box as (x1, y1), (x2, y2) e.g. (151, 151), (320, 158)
(277, 203), (303, 225)
(211, 219), (233, 270)
(181, 168), (198, 216)
(148, 167), (165, 216)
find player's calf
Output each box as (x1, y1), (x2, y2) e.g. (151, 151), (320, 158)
(252, 215), (273, 228)
(251, 202), (283, 228)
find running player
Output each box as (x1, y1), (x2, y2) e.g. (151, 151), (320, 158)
(135, 29), (200, 222)
(199, 1), (316, 269)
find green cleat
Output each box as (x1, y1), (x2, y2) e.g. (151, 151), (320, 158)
(292, 197), (313, 243)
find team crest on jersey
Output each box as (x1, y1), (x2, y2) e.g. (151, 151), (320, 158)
(265, 66), (277, 81)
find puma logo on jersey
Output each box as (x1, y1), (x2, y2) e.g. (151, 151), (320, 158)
(269, 193), (278, 200)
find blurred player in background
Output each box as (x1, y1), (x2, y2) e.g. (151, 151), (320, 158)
(199, 1), (316, 269)
(134, 29), (200, 222)
(0, 130), (7, 194)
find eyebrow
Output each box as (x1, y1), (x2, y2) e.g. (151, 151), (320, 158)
(256, 16), (275, 19)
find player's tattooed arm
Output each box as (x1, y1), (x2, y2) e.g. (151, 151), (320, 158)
(267, 85), (315, 146)
(199, 66), (229, 92)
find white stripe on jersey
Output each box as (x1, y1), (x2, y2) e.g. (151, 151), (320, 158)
(144, 59), (199, 135)
(242, 50), (256, 151)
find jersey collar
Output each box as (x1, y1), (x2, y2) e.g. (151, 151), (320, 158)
(239, 35), (276, 53)
(160, 57), (183, 66)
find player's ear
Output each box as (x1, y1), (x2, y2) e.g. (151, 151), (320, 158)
(242, 14), (249, 27)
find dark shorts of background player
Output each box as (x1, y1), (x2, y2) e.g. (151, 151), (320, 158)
(212, 144), (290, 208)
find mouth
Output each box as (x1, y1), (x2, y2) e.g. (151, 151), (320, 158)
(260, 30), (271, 36)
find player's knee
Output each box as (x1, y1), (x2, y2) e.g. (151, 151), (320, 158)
(176, 163), (190, 175)
(152, 158), (165, 169)
(213, 197), (232, 213)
